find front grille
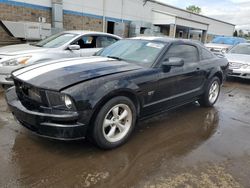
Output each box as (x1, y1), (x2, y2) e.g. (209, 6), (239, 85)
(229, 62), (243, 69)
(14, 79), (48, 111)
(210, 48), (222, 52)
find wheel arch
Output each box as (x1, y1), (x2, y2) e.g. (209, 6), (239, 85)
(88, 89), (141, 131)
(213, 71), (223, 84)
(208, 67), (223, 85)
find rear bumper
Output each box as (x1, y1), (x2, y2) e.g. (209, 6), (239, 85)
(6, 87), (88, 140)
(227, 68), (250, 79)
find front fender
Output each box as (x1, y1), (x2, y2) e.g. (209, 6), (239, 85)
(208, 67), (223, 80)
(63, 78), (140, 111)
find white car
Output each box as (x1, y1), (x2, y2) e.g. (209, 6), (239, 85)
(225, 43), (250, 79)
(0, 30), (121, 86)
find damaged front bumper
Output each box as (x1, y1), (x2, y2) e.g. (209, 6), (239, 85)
(6, 87), (88, 140)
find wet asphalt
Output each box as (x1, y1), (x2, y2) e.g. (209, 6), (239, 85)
(0, 79), (250, 188)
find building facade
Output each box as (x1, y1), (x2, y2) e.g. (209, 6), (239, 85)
(0, 0), (235, 46)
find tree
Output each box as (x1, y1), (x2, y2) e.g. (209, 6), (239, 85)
(233, 30), (238, 37)
(186, 5), (201, 14)
(239, 29), (244, 37)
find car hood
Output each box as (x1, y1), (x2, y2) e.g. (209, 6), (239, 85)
(12, 56), (142, 91)
(205, 43), (232, 49)
(225, 53), (250, 64)
(0, 44), (48, 56)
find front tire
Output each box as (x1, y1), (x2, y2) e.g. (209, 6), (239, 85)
(92, 96), (136, 149)
(198, 77), (221, 107)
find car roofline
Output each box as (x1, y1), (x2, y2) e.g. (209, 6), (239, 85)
(60, 30), (122, 39)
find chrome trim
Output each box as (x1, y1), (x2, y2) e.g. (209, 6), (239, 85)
(41, 122), (85, 128)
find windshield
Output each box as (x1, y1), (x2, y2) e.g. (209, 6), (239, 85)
(96, 39), (166, 67)
(229, 44), (250, 55)
(211, 37), (246, 45)
(34, 33), (78, 48)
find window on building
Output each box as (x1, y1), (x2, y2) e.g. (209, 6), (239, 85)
(107, 21), (115, 34)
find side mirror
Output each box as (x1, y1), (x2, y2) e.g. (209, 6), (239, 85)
(163, 57), (184, 67)
(68, 45), (80, 51)
(162, 57), (184, 72)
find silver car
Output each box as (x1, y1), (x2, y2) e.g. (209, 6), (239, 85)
(0, 30), (121, 86)
(225, 43), (250, 79)
(205, 36), (246, 54)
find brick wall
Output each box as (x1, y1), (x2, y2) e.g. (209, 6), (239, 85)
(0, 3), (51, 46)
(63, 13), (103, 32)
(0, 3), (125, 46)
(0, 2), (105, 46)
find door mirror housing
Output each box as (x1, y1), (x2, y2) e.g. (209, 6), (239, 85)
(163, 57), (184, 67)
(162, 57), (184, 72)
(68, 45), (80, 51)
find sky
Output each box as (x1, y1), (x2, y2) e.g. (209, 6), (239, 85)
(158, 0), (250, 31)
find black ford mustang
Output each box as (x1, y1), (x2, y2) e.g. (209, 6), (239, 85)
(6, 37), (228, 149)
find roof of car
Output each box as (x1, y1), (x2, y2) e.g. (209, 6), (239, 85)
(236, 43), (250, 46)
(131, 36), (203, 45)
(61, 30), (122, 39)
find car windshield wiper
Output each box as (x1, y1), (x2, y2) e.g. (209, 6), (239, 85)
(107, 56), (123, 61)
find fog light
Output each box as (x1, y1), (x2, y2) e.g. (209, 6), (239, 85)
(221, 49), (227, 53)
(64, 95), (73, 109)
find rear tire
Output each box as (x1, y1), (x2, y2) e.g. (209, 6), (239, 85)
(198, 77), (221, 107)
(92, 96), (136, 149)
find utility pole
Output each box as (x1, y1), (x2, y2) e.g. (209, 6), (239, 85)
(103, 0), (106, 32)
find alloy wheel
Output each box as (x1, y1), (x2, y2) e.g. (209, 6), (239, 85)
(102, 104), (133, 143)
(208, 81), (220, 104)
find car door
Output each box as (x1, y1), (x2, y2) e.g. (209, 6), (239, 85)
(154, 43), (206, 108)
(68, 35), (119, 57)
(78, 35), (119, 57)
(96, 36), (119, 49)
(79, 35), (99, 57)
(66, 35), (97, 57)
(174, 44), (206, 102)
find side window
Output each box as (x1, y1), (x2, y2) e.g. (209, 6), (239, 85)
(164, 44), (199, 63)
(74, 36), (96, 48)
(201, 48), (214, 60)
(96, 36), (118, 48)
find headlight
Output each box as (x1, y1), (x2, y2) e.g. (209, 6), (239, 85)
(221, 49), (227, 53)
(64, 95), (73, 109)
(46, 91), (75, 111)
(242, 64), (250, 69)
(1, 56), (32, 66)
(230, 62), (250, 69)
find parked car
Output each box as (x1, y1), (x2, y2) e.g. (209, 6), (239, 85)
(225, 43), (250, 79)
(6, 37), (228, 149)
(205, 36), (246, 53)
(0, 30), (121, 86)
